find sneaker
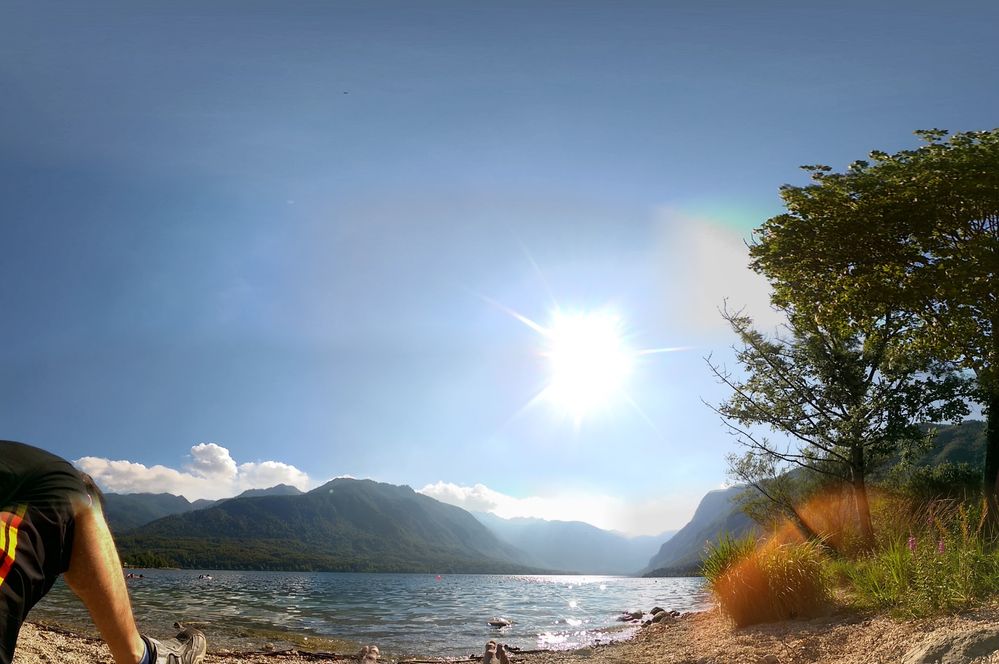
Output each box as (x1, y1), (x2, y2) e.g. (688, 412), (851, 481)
(143, 627), (207, 664)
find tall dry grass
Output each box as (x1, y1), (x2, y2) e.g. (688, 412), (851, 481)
(703, 534), (829, 626)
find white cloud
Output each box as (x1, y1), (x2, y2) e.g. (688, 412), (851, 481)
(186, 442), (238, 480)
(236, 460), (310, 493)
(654, 210), (784, 336)
(418, 481), (700, 536)
(75, 444), (313, 500)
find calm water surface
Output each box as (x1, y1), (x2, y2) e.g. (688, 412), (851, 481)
(33, 572), (710, 657)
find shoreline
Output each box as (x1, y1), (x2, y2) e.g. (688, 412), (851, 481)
(16, 603), (999, 664)
(29, 570), (707, 658)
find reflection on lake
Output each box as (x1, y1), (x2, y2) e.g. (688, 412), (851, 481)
(33, 572), (710, 657)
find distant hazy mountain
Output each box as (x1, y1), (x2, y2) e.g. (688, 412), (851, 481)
(917, 420), (986, 467)
(117, 478), (543, 573)
(643, 485), (755, 576)
(474, 512), (673, 574)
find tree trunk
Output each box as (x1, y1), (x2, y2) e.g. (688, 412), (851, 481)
(786, 504), (841, 557)
(851, 444), (875, 549)
(984, 387), (999, 538)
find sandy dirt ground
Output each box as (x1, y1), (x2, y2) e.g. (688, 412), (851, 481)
(13, 604), (999, 664)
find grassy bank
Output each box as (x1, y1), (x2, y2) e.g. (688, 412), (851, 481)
(702, 489), (999, 626)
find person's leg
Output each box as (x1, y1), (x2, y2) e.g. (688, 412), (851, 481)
(62, 494), (146, 664)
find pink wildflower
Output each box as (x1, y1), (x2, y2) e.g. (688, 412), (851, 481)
(937, 540), (945, 555)
(907, 535), (917, 552)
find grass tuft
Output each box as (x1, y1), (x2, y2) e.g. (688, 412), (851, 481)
(844, 496), (999, 617)
(703, 534), (829, 626)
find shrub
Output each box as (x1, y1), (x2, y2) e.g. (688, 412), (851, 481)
(844, 496), (999, 616)
(703, 535), (829, 626)
(882, 462), (982, 501)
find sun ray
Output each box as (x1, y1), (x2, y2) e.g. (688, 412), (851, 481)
(621, 390), (665, 437)
(636, 346), (697, 355)
(498, 386), (555, 430)
(517, 239), (560, 311)
(468, 289), (550, 335)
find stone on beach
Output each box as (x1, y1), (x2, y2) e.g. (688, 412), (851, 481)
(18, 604), (999, 664)
(901, 628), (999, 664)
(358, 644), (380, 663)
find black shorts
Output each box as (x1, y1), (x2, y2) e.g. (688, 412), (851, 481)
(1, 441), (93, 664)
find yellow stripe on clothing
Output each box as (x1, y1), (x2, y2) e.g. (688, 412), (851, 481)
(0, 505), (28, 588)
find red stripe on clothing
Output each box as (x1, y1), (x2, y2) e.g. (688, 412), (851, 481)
(0, 506), (27, 585)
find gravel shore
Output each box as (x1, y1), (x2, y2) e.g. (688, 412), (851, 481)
(13, 604), (999, 664)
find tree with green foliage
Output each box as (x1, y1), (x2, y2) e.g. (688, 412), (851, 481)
(749, 129), (999, 515)
(710, 305), (969, 547)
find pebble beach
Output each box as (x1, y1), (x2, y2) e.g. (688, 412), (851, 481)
(15, 604), (999, 664)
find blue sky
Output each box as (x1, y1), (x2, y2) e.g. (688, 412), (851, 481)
(2, 1), (997, 535)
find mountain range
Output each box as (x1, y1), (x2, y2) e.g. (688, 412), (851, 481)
(117, 478), (535, 573)
(107, 481), (674, 574)
(103, 421), (987, 575)
(102, 484), (303, 531)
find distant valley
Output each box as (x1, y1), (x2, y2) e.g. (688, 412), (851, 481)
(473, 511), (672, 575)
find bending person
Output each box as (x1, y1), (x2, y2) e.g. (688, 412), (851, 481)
(1, 440), (206, 664)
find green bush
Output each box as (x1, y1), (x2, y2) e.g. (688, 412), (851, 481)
(883, 462), (982, 501)
(842, 498), (999, 616)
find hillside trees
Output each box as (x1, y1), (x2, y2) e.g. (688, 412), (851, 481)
(749, 129), (999, 514)
(710, 305), (969, 547)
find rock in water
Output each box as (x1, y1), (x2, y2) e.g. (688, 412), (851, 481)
(616, 611), (644, 622)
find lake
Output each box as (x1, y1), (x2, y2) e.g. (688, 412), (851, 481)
(32, 571), (710, 657)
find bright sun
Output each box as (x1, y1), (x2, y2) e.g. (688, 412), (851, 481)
(481, 289), (687, 427)
(540, 311), (634, 420)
